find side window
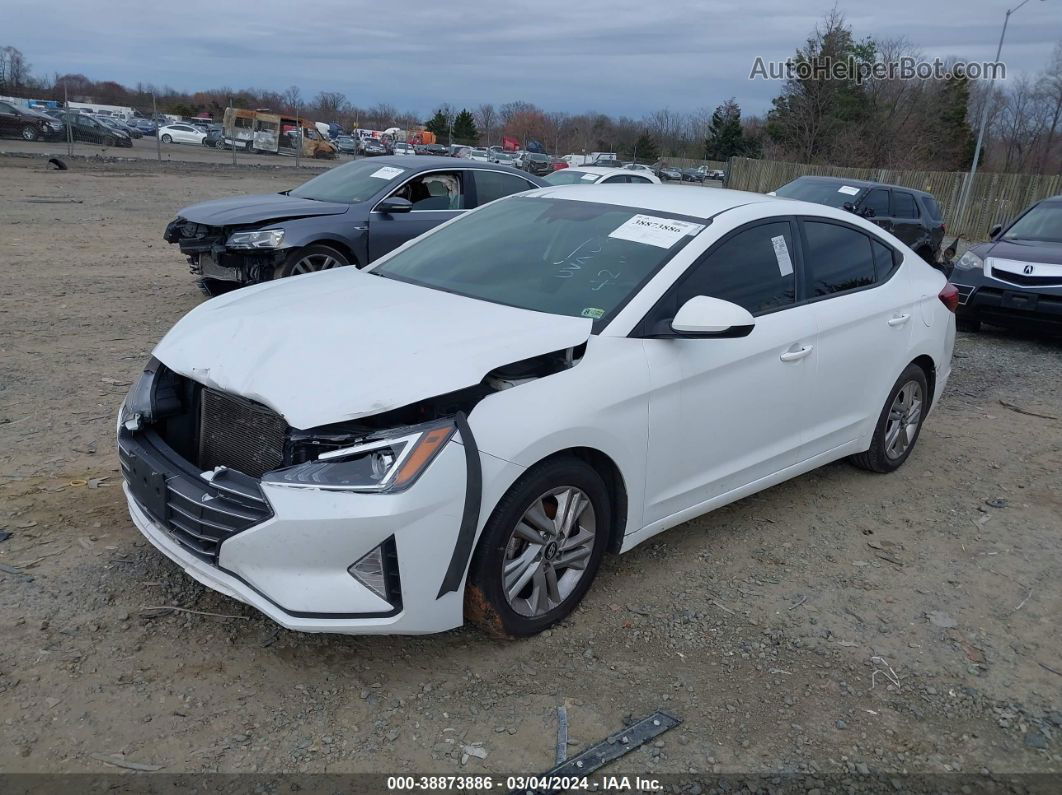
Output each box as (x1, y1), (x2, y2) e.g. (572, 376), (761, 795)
(672, 221), (797, 316)
(472, 170), (535, 206)
(391, 172), (465, 210)
(871, 239), (898, 281)
(0, 102), (15, 113)
(629, 176), (652, 184)
(860, 188), (890, 217)
(921, 196), (942, 220)
(803, 221), (876, 296)
(892, 191), (919, 219)
(602, 174), (629, 183)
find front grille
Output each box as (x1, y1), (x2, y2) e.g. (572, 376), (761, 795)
(198, 389), (286, 478)
(120, 432), (273, 562)
(991, 267), (1062, 288)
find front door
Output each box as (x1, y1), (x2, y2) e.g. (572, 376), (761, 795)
(641, 219), (817, 525)
(368, 170), (467, 261)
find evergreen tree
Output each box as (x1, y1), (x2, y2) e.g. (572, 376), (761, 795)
(451, 108), (478, 144)
(704, 98), (748, 160)
(424, 109), (450, 140)
(931, 71), (976, 170)
(623, 131), (659, 164)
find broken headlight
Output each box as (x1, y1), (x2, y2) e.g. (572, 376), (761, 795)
(264, 420), (456, 492)
(226, 229), (285, 249)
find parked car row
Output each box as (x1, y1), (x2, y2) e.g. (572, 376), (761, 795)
(128, 168), (959, 639)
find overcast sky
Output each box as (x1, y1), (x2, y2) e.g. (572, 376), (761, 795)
(5, 0), (1060, 117)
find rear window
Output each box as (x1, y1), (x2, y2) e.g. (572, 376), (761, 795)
(921, 195), (943, 220)
(774, 178), (865, 209)
(892, 191), (920, 219)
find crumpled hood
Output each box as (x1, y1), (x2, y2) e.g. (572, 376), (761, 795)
(177, 193), (350, 226)
(976, 238), (1062, 266)
(153, 269), (593, 429)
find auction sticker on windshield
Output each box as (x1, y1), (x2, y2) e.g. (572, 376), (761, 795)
(837, 185), (860, 196)
(608, 214), (704, 248)
(371, 166), (405, 180)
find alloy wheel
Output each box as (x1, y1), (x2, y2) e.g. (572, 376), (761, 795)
(884, 380), (922, 460)
(502, 487), (596, 618)
(290, 253), (340, 275)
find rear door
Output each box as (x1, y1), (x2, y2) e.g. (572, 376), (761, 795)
(0, 101), (20, 136)
(368, 170), (468, 261)
(799, 218), (914, 455)
(890, 190), (923, 248)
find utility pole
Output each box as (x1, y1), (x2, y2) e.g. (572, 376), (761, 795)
(152, 92), (161, 161)
(295, 100), (301, 169)
(955, 0), (1047, 225)
(64, 84), (73, 157)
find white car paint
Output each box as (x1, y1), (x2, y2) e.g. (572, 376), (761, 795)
(158, 123), (207, 145)
(391, 142), (417, 157)
(121, 185), (954, 635)
(544, 166), (661, 185)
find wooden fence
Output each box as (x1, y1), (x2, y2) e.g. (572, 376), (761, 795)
(725, 157), (1062, 241)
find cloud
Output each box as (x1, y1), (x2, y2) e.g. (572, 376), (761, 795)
(7, 0), (1060, 117)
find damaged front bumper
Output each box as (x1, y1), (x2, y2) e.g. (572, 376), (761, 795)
(163, 217), (286, 289)
(119, 419), (488, 635)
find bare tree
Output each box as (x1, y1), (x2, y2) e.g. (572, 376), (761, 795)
(314, 91), (347, 119)
(1034, 41), (1062, 173)
(475, 103), (496, 147)
(282, 85), (302, 113)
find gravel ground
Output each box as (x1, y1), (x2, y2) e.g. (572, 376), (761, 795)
(0, 156), (1060, 787)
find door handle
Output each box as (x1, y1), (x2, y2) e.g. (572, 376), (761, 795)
(780, 345), (814, 362)
(887, 313), (911, 327)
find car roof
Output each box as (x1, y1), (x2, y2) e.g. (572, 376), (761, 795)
(367, 155), (545, 180)
(562, 166), (627, 176)
(792, 175), (935, 198)
(526, 184), (775, 220)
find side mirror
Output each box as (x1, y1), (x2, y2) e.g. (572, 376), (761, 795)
(670, 296), (755, 338)
(377, 197), (413, 215)
(842, 201), (857, 213)
(988, 223), (1003, 240)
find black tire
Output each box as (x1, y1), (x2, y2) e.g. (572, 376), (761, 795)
(161, 134), (172, 143)
(850, 363), (929, 474)
(916, 246), (937, 266)
(957, 316), (981, 333)
(197, 278), (241, 297)
(465, 456), (611, 638)
(104, 135), (116, 147)
(275, 244), (350, 279)
(215, 139), (226, 150)
(21, 124), (40, 142)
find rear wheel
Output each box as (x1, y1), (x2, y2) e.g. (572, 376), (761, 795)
(276, 244), (350, 278)
(214, 139), (226, 150)
(850, 363), (929, 474)
(161, 134), (173, 143)
(466, 457), (610, 637)
(21, 124), (40, 142)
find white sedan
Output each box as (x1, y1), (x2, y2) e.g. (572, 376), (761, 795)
(118, 185), (954, 637)
(391, 142), (417, 157)
(158, 123), (207, 145)
(545, 165), (660, 185)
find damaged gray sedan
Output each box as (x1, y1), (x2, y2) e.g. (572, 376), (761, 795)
(163, 156), (545, 295)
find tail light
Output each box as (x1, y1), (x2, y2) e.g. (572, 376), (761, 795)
(939, 283), (959, 313)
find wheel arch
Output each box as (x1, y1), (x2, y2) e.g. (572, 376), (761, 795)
(910, 353), (936, 402)
(520, 446), (629, 555)
(286, 238), (361, 268)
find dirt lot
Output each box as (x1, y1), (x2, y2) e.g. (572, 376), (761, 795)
(0, 155), (1060, 786)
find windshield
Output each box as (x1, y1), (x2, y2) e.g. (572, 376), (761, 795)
(289, 159), (408, 203)
(373, 196), (704, 328)
(774, 178), (865, 208)
(1003, 202), (1062, 243)
(544, 170), (597, 185)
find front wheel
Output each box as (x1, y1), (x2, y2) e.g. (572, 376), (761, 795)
(21, 124), (40, 142)
(465, 457), (610, 637)
(849, 363), (929, 473)
(276, 244), (350, 278)
(161, 134), (172, 143)
(215, 139), (226, 150)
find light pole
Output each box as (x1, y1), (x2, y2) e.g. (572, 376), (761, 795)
(955, 0), (1046, 225)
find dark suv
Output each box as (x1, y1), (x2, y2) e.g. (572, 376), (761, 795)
(523, 152), (553, 177)
(0, 100), (64, 141)
(773, 176), (946, 265)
